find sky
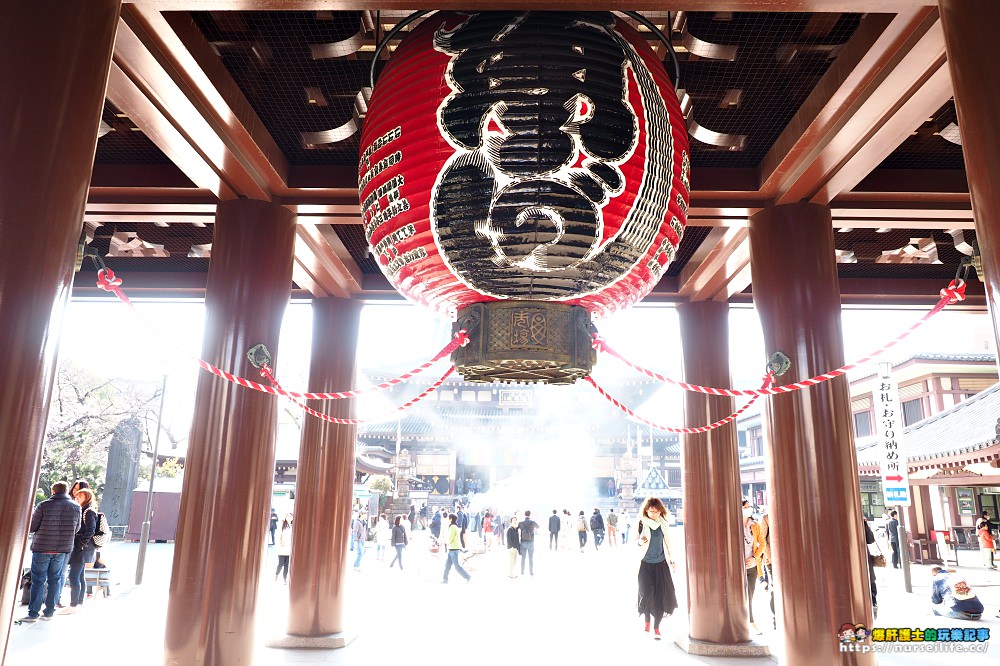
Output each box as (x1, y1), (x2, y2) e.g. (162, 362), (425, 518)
(54, 292), (997, 451)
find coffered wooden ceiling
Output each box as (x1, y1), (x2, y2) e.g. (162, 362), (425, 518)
(78, 1), (985, 310)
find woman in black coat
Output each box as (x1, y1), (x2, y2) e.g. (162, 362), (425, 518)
(389, 516), (409, 569)
(68, 488), (98, 608)
(506, 517), (520, 578)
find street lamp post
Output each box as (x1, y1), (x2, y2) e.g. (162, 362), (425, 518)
(135, 374), (167, 585)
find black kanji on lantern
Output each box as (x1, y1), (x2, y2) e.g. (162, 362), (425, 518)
(430, 12), (673, 299)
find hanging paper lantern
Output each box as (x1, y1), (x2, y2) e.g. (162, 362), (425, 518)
(359, 11), (690, 383)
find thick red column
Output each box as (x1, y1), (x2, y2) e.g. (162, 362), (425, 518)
(286, 297), (361, 642)
(163, 199), (295, 665)
(678, 301), (759, 652)
(939, 0), (1000, 367)
(0, 2), (120, 659)
(749, 202), (874, 666)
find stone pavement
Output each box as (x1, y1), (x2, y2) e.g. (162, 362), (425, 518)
(7, 531), (998, 665)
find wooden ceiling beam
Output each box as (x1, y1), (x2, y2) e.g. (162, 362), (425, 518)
(703, 8), (954, 302)
(759, 7), (948, 204)
(810, 61), (951, 204)
(107, 6), (371, 297)
(106, 59), (237, 200)
(312, 223), (364, 292)
(116, 5), (288, 197)
(153, 7), (291, 192)
(677, 227), (750, 301)
(851, 168), (968, 196)
(292, 224), (363, 299)
(132, 2), (934, 13)
(112, 9), (273, 199)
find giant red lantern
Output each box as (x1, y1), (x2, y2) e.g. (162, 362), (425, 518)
(359, 11), (690, 383)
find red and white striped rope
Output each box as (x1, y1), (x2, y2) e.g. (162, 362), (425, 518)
(259, 363), (456, 425)
(97, 267), (465, 400)
(591, 279), (967, 398)
(583, 372), (774, 433)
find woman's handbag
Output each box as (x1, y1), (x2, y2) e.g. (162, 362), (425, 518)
(870, 542), (887, 567)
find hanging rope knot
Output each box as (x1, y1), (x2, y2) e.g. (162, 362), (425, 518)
(940, 279), (966, 303)
(96, 268), (122, 291)
(591, 333), (608, 353)
(454, 329), (470, 347)
(761, 371), (776, 389)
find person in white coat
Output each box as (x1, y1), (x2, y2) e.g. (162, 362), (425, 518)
(274, 514), (293, 583)
(635, 497), (678, 640)
(374, 513), (391, 562)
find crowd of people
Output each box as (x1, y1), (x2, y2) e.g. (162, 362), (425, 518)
(22, 480), (997, 643)
(425, 504), (636, 556)
(348, 499), (676, 637)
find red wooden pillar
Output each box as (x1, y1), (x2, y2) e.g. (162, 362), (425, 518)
(283, 297), (361, 645)
(939, 0), (1000, 368)
(0, 2), (120, 659)
(678, 301), (766, 655)
(749, 202), (875, 666)
(163, 199), (295, 665)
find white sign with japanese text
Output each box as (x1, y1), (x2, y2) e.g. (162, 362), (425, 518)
(875, 376), (911, 507)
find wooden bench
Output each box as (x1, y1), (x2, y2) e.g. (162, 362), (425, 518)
(84, 569), (112, 598)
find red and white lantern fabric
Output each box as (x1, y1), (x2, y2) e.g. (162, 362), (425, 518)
(359, 11), (690, 319)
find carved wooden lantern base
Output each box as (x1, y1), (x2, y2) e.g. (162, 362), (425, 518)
(451, 302), (596, 384)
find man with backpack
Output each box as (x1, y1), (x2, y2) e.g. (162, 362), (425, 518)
(577, 511), (589, 552)
(590, 508), (606, 549)
(22, 482), (80, 622)
(518, 510), (539, 576)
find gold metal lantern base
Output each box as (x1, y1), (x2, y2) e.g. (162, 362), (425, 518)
(451, 302), (596, 385)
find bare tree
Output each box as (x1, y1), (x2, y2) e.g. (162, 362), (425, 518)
(38, 362), (160, 500)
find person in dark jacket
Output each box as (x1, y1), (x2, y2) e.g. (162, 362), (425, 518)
(590, 508), (606, 549)
(269, 508), (278, 546)
(506, 517), (520, 578)
(389, 515), (409, 569)
(456, 504), (469, 549)
(887, 511), (900, 569)
(430, 508), (443, 544)
(548, 510), (561, 551)
(66, 488), (98, 610)
(518, 510), (539, 576)
(23, 482), (80, 622)
(863, 512), (879, 618)
(930, 567), (984, 620)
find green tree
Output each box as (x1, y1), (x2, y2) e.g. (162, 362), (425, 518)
(367, 475), (393, 513)
(39, 362), (159, 500)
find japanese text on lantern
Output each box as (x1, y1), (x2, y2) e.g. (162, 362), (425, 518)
(875, 378), (911, 507)
(360, 125), (413, 274)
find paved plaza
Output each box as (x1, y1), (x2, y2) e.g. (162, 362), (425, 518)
(8, 530), (999, 665)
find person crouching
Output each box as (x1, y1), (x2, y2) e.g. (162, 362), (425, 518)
(930, 567), (984, 620)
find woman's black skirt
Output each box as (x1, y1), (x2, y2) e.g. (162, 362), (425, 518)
(637, 560), (678, 617)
